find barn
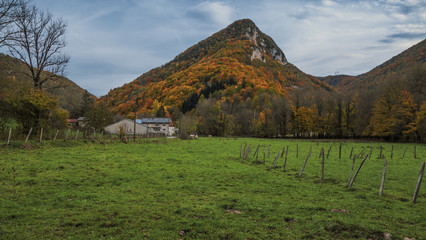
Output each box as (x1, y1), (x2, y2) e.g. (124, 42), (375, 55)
(104, 119), (154, 135)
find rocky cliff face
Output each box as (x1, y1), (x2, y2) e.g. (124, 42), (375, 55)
(245, 25), (287, 65)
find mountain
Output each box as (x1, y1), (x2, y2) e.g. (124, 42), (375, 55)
(0, 53), (95, 116)
(99, 19), (332, 116)
(319, 38), (426, 93)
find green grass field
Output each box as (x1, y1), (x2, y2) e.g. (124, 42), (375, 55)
(0, 138), (425, 239)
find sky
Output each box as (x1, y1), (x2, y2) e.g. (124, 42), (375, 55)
(31, 0), (426, 97)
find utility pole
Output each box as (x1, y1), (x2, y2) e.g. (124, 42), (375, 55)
(133, 96), (140, 141)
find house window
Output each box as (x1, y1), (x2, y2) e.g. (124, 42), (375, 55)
(162, 124), (166, 126)
(155, 124), (159, 126)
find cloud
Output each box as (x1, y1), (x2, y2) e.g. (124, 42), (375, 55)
(188, 1), (234, 26)
(29, 0), (426, 95)
(322, 0), (337, 7)
(380, 32), (426, 43)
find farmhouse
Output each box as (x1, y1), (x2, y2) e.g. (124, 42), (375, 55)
(66, 117), (86, 128)
(136, 118), (176, 136)
(104, 119), (153, 135)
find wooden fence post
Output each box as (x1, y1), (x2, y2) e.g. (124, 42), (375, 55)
(246, 145), (253, 160)
(379, 159), (387, 196)
(296, 144), (298, 158)
(263, 145), (266, 165)
(75, 129), (79, 140)
(414, 146), (417, 159)
(268, 144), (271, 158)
(256, 146), (259, 162)
(25, 127), (33, 143)
(369, 146), (373, 159)
(390, 145), (394, 159)
(245, 144), (251, 160)
(271, 152), (280, 169)
(412, 162), (425, 204)
(349, 147), (353, 159)
(327, 146), (332, 159)
(254, 145), (260, 157)
(39, 127), (43, 144)
(243, 144), (250, 160)
(299, 151), (311, 176)
(379, 146), (383, 159)
(347, 156), (356, 187)
(402, 147), (407, 159)
(348, 154), (369, 187)
(339, 143), (342, 159)
(240, 143), (243, 158)
(6, 127), (12, 146)
(65, 129), (69, 140)
(283, 146), (289, 172)
(321, 148), (325, 181)
(53, 130), (59, 141)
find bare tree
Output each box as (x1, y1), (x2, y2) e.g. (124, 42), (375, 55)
(0, 0), (25, 45)
(5, 3), (69, 89)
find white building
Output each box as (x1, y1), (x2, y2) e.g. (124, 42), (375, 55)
(104, 119), (155, 135)
(136, 118), (175, 136)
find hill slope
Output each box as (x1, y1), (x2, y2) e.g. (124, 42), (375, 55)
(0, 53), (95, 116)
(100, 19), (332, 115)
(319, 39), (426, 93)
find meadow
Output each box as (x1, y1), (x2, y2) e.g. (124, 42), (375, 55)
(0, 138), (425, 239)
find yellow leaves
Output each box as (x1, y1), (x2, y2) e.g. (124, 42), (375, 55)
(367, 90), (417, 138)
(258, 111), (266, 123)
(25, 90), (57, 111)
(294, 106), (315, 133)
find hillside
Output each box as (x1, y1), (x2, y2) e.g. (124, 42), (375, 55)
(319, 39), (426, 93)
(0, 53), (95, 116)
(99, 19), (332, 116)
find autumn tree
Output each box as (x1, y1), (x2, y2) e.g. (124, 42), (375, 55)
(271, 95), (288, 137)
(74, 90), (94, 118)
(405, 63), (426, 109)
(416, 101), (426, 142)
(5, 3), (69, 89)
(342, 94), (357, 137)
(366, 87), (416, 140)
(0, 76), (68, 131)
(84, 102), (113, 131)
(195, 99), (224, 136)
(293, 106), (315, 137)
(178, 114), (196, 139)
(156, 105), (167, 118)
(353, 90), (377, 136)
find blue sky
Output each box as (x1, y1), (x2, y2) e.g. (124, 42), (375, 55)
(32, 0), (426, 97)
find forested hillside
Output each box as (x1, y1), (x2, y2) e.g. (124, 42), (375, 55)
(0, 53), (94, 117)
(98, 19), (426, 142)
(100, 19), (331, 116)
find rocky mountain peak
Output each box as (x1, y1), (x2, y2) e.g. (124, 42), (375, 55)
(225, 19), (288, 65)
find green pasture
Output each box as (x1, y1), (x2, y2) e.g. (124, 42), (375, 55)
(0, 138), (425, 239)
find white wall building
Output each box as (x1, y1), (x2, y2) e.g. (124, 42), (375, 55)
(136, 118), (175, 136)
(104, 119), (154, 135)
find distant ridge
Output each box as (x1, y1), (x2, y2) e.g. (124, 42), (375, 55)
(319, 38), (426, 93)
